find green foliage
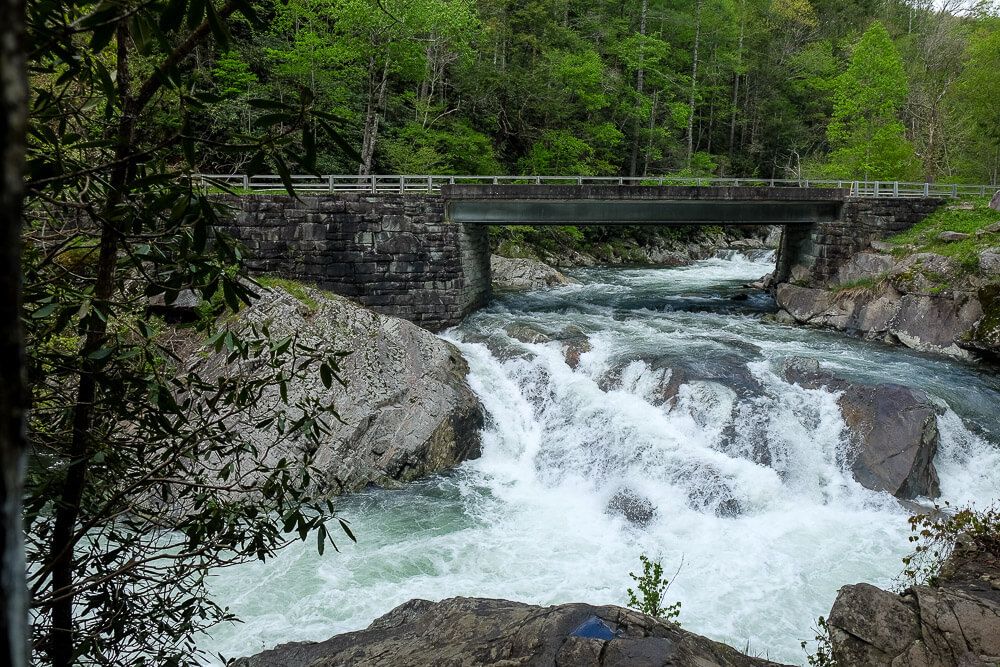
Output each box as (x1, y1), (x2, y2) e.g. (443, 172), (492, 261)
(825, 21), (919, 180)
(801, 616), (837, 667)
(23, 0), (358, 664)
(626, 555), (681, 623)
(889, 198), (1000, 273)
(257, 277), (321, 312)
(900, 503), (1000, 587)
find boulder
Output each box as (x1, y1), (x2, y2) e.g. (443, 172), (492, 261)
(990, 190), (1000, 212)
(827, 535), (1000, 667)
(188, 285), (483, 495)
(775, 284), (837, 325)
(491, 255), (577, 291)
(606, 489), (656, 526)
(835, 252), (894, 286)
(979, 248), (1000, 277)
(937, 231), (971, 242)
(780, 359), (941, 499)
(960, 285), (1000, 362)
(233, 597), (791, 667)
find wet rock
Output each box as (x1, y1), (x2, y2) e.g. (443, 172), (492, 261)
(504, 323), (553, 344)
(606, 489), (656, 526)
(491, 255), (577, 291)
(188, 286), (483, 495)
(780, 358), (941, 499)
(827, 534), (1000, 667)
(937, 231), (971, 242)
(562, 337), (592, 369)
(991, 190), (1000, 212)
(683, 467), (743, 518)
(234, 597), (791, 667)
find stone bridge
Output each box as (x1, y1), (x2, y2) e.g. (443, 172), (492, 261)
(222, 185), (945, 330)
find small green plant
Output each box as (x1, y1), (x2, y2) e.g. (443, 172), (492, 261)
(899, 503), (1000, 588)
(257, 276), (320, 312)
(801, 616), (837, 667)
(626, 554), (682, 623)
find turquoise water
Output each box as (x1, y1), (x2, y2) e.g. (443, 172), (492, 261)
(200, 253), (1000, 665)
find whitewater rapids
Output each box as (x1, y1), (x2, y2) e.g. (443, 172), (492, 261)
(201, 252), (1000, 665)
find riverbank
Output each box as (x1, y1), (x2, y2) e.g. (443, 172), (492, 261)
(773, 196), (1000, 363)
(490, 223), (780, 268)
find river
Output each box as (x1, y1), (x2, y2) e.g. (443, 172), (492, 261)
(201, 252), (1000, 665)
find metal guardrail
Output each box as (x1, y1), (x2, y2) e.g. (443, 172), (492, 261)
(192, 174), (998, 199)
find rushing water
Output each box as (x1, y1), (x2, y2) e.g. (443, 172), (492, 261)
(201, 252), (1000, 665)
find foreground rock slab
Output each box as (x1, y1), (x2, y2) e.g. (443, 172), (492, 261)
(491, 255), (577, 290)
(189, 285), (483, 494)
(234, 597), (791, 667)
(828, 535), (1000, 666)
(781, 358), (941, 499)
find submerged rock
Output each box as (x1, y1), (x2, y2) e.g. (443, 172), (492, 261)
(491, 255), (577, 291)
(781, 358), (941, 499)
(827, 534), (1000, 667)
(606, 488), (656, 526)
(234, 597), (791, 667)
(188, 285), (483, 495)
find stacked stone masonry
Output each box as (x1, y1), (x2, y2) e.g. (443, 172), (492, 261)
(776, 197), (945, 285)
(220, 194), (491, 331)
(221, 193), (944, 331)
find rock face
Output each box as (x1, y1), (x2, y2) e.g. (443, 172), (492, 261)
(191, 285), (483, 494)
(827, 534), (1000, 666)
(776, 251), (986, 360)
(234, 597), (791, 667)
(781, 358), (941, 499)
(491, 255), (577, 290)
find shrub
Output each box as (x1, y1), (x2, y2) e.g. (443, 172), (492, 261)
(626, 554), (681, 623)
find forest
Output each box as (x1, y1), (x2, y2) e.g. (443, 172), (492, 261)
(184, 0), (1000, 184)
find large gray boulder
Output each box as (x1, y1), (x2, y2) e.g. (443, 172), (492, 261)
(491, 255), (577, 290)
(827, 535), (1000, 666)
(234, 597), (791, 667)
(990, 189), (1000, 212)
(781, 359), (941, 499)
(189, 285), (483, 495)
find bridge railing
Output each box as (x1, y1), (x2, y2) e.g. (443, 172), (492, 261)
(192, 174), (997, 199)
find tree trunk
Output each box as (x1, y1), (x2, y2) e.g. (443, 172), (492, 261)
(686, 0), (703, 168)
(729, 0), (745, 166)
(46, 22), (135, 667)
(0, 0), (29, 663)
(629, 0), (648, 177)
(359, 56), (390, 177)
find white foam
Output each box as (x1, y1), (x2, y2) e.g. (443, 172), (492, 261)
(198, 253), (999, 666)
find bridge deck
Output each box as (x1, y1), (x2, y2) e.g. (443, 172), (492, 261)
(443, 185), (846, 226)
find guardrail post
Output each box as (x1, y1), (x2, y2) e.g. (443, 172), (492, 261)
(370, 174), (376, 194)
(242, 174), (249, 190)
(893, 181), (898, 197)
(426, 175), (433, 192)
(577, 176), (583, 185)
(328, 175), (334, 193)
(924, 182), (929, 196)
(952, 184), (958, 198)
